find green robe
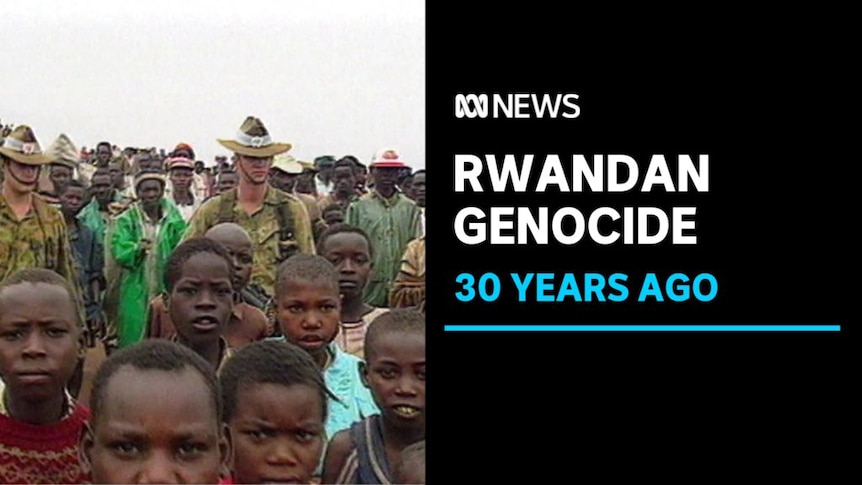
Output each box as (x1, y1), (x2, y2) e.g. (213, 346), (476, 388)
(344, 190), (421, 307)
(110, 199), (186, 348)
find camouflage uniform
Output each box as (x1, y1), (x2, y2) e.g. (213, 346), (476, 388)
(0, 192), (81, 305)
(182, 186), (315, 299)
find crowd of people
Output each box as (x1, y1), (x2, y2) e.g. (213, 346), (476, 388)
(0, 115), (426, 484)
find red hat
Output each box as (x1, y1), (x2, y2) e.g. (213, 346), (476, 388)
(174, 142), (195, 159)
(370, 147), (408, 168)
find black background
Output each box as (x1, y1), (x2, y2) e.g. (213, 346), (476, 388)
(426, 7), (853, 482)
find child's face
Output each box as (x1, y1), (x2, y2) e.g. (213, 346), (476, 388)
(319, 233), (372, 301)
(229, 383), (326, 484)
(81, 366), (230, 484)
(363, 332), (426, 433)
(208, 232), (254, 291)
(323, 208), (344, 226)
(276, 279), (341, 354)
(0, 283), (80, 405)
(168, 253), (234, 347)
(60, 185), (86, 217)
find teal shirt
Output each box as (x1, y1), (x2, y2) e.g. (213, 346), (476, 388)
(344, 190), (421, 307)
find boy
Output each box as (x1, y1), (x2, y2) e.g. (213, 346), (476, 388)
(161, 237), (236, 371)
(147, 223), (270, 349)
(220, 340), (334, 484)
(321, 203), (345, 227)
(322, 309), (426, 484)
(316, 223), (388, 359)
(274, 254), (379, 442)
(59, 179), (106, 340)
(79, 339), (231, 484)
(0, 269), (90, 484)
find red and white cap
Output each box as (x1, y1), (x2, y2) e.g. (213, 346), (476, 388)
(370, 147), (408, 168)
(167, 155), (195, 170)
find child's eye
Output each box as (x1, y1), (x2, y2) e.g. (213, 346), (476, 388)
(46, 327), (69, 337)
(179, 287), (197, 296)
(216, 287), (233, 297)
(416, 368), (426, 380)
(287, 305), (303, 313)
(248, 429), (275, 440)
(379, 368), (398, 379)
(355, 257), (369, 265)
(238, 255), (254, 265)
(322, 304), (338, 312)
(110, 442), (142, 456)
(296, 430), (319, 443)
(177, 442), (208, 458)
(0, 329), (25, 341)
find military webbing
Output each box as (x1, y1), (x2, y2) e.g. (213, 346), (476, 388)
(215, 187), (299, 262)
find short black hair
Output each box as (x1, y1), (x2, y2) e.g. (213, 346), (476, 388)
(333, 157), (356, 171)
(275, 254), (339, 298)
(365, 308), (425, 361)
(58, 179), (87, 196)
(96, 141), (112, 151)
(89, 340), (221, 426)
(0, 268), (82, 329)
(220, 340), (335, 422)
(164, 237), (235, 293)
(91, 167), (112, 180)
(412, 169), (426, 178)
(315, 223), (374, 258)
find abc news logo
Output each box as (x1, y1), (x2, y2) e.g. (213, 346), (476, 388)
(454, 93), (580, 119)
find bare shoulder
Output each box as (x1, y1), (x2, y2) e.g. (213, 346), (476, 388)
(321, 429), (355, 484)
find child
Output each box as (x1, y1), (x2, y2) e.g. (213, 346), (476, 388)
(220, 339), (335, 484)
(147, 223), (271, 350)
(274, 254), (379, 443)
(321, 309), (426, 484)
(79, 339), (231, 484)
(0, 269), (90, 484)
(321, 203), (345, 227)
(316, 224), (388, 359)
(59, 180), (106, 340)
(162, 237), (236, 371)
(393, 440), (426, 484)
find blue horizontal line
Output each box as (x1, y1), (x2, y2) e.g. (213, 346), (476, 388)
(444, 325), (841, 332)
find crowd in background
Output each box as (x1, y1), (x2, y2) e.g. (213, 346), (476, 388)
(0, 116), (426, 484)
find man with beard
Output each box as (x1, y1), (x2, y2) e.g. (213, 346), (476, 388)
(183, 116), (314, 304)
(0, 125), (79, 291)
(345, 148), (421, 307)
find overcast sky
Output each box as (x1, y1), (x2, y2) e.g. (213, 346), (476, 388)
(1, 0), (425, 168)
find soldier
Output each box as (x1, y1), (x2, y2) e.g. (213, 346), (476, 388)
(0, 125), (80, 294)
(183, 116), (315, 305)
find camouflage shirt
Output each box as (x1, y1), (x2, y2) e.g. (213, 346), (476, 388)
(182, 186), (315, 298)
(0, 192), (80, 291)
